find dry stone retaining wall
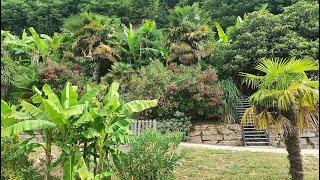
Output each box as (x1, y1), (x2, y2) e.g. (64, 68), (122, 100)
(186, 122), (243, 146)
(269, 128), (319, 149)
(186, 122), (319, 149)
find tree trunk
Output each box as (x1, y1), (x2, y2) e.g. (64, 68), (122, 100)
(284, 109), (304, 180)
(94, 143), (97, 176)
(44, 131), (52, 180)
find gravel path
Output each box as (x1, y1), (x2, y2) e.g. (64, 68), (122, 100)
(180, 142), (319, 157)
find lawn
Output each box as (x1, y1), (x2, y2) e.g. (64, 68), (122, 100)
(174, 147), (319, 180)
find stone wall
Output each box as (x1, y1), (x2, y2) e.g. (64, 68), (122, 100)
(186, 122), (243, 146)
(186, 122), (319, 149)
(269, 128), (319, 149)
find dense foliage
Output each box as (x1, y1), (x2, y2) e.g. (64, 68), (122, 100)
(1, 0), (319, 179)
(210, 1), (319, 92)
(115, 130), (184, 179)
(1, 82), (158, 179)
(122, 61), (223, 120)
(1, 136), (40, 179)
(157, 111), (192, 138)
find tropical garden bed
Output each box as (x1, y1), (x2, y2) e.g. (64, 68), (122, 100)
(1, 0), (319, 180)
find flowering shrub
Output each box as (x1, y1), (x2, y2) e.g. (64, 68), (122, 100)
(165, 64), (223, 120)
(125, 61), (223, 120)
(39, 60), (89, 94)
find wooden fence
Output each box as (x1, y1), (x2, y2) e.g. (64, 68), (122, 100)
(129, 120), (157, 135)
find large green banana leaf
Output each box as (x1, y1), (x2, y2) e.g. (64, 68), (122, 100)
(1, 120), (56, 136)
(103, 82), (120, 111)
(21, 100), (50, 120)
(43, 84), (63, 111)
(215, 22), (228, 44)
(61, 82), (79, 109)
(119, 99), (158, 115)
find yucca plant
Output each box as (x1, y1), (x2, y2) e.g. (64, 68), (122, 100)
(240, 58), (319, 180)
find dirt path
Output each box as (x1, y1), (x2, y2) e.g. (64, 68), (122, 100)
(180, 142), (319, 157)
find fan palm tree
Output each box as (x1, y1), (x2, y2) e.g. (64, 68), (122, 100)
(167, 3), (214, 65)
(240, 58), (319, 180)
(62, 12), (122, 83)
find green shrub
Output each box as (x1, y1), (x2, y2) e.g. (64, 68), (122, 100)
(126, 61), (223, 120)
(209, 2), (319, 90)
(157, 111), (192, 138)
(165, 64), (223, 120)
(115, 130), (184, 180)
(1, 136), (40, 180)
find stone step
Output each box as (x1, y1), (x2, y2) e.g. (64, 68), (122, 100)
(244, 131), (265, 134)
(238, 102), (250, 105)
(245, 137), (268, 140)
(243, 125), (255, 127)
(243, 127), (257, 129)
(244, 134), (266, 137)
(245, 142), (269, 146)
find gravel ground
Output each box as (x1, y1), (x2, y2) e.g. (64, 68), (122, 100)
(180, 142), (319, 157)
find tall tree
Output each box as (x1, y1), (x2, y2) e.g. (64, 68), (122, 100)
(241, 58), (319, 180)
(167, 3), (215, 65)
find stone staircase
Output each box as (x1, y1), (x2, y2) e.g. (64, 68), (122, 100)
(237, 96), (270, 146)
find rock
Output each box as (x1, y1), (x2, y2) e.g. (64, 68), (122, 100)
(189, 130), (201, 136)
(224, 134), (238, 140)
(229, 124), (241, 131)
(201, 124), (209, 130)
(202, 129), (218, 136)
(300, 132), (316, 138)
(224, 129), (234, 135)
(202, 135), (213, 141)
(212, 134), (223, 141)
(189, 136), (202, 143)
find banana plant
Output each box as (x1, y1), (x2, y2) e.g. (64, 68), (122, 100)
(1, 28), (63, 65)
(215, 16), (244, 45)
(78, 82), (158, 179)
(1, 82), (157, 180)
(1, 82), (102, 180)
(29, 27), (63, 63)
(215, 22), (228, 44)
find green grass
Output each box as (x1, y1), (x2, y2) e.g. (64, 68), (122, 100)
(174, 147), (319, 180)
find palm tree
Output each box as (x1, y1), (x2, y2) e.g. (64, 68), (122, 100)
(240, 58), (319, 180)
(167, 3), (214, 65)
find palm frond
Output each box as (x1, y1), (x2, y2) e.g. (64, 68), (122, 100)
(239, 72), (263, 89)
(240, 106), (256, 126)
(255, 110), (274, 130)
(274, 114), (294, 135)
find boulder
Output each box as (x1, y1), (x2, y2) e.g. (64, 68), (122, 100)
(212, 134), (223, 141)
(189, 136), (202, 143)
(202, 135), (213, 141)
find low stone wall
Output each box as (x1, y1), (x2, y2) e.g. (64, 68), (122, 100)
(269, 128), (319, 149)
(186, 122), (319, 149)
(186, 122), (243, 146)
